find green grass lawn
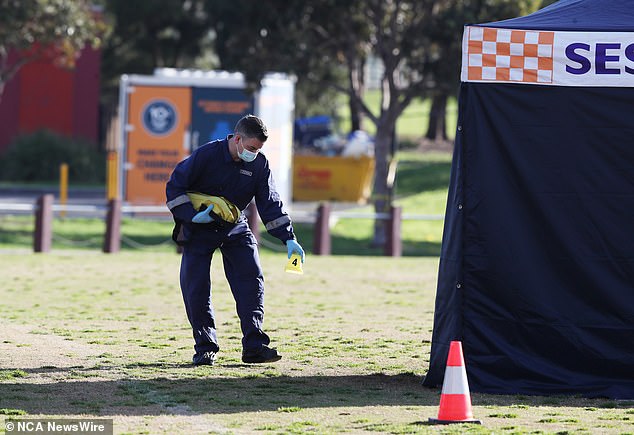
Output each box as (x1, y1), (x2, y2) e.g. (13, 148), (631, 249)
(336, 91), (459, 141)
(1, 252), (632, 434)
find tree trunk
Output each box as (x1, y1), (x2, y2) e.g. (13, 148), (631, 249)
(349, 95), (363, 132)
(371, 123), (394, 246)
(347, 55), (365, 133)
(425, 93), (448, 140)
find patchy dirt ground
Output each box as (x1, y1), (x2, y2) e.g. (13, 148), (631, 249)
(0, 320), (229, 433)
(0, 322), (99, 372)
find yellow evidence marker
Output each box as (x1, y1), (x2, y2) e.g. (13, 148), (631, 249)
(285, 252), (304, 274)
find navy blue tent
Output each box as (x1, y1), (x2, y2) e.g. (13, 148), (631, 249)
(423, 0), (634, 399)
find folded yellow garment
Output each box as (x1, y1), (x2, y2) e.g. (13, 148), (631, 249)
(186, 192), (241, 223)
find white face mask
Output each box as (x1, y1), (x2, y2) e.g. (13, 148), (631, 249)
(235, 136), (259, 162)
(238, 148), (258, 162)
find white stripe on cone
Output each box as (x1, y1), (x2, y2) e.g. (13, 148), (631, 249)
(441, 366), (470, 395)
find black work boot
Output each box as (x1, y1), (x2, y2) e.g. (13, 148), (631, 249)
(193, 351), (217, 366)
(242, 345), (282, 364)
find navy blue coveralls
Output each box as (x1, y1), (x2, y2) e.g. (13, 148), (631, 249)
(165, 136), (295, 354)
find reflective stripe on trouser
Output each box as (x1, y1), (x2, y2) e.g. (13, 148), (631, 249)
(180, 223), (270, 353)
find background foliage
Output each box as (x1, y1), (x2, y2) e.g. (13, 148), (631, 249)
(0, 130), (105, 183)
(0, 0), (105, 99)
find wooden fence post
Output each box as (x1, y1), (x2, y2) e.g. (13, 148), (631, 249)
(103, 198), (122, 253)
(385, 205), (402, 257)
(313, 202), (331, 255)
(33, 194), (53, 253)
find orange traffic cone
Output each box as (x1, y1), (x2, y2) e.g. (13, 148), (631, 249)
(428, 340), (481, 424)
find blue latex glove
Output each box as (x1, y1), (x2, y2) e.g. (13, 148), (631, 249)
(192, 204), (215, 224)
(286, 239), (305, 263)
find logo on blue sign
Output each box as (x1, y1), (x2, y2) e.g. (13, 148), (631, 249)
(142, 100), (177, 136)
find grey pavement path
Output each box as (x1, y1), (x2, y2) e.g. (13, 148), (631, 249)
(0, 186), (107, 204)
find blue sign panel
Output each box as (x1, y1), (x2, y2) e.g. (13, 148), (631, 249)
(190, 87), (253, 151)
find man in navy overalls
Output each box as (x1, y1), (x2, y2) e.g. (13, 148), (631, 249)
(166, 115), (305, 365)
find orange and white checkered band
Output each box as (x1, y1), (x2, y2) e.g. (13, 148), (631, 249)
(466, 27), (555, 84)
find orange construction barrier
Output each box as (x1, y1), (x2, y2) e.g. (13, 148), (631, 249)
(429, 341), (482, 424)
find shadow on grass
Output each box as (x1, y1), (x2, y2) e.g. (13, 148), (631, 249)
(395, 158), (452, 197)
(0, 364), (618, 417)
(261, 227), (442, 257)
(1, 366), (616, 417)
(328, 236), (441, 257)
(0, 226), (175, 251)
(1, 371), (439, 416)
(0, 229), (34, 244)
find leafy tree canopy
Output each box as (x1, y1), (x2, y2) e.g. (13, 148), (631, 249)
(100, 0), (212, 104)
(0, 0), (106, 98)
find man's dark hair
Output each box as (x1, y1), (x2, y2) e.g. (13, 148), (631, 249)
(235, 115), (268, 142)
